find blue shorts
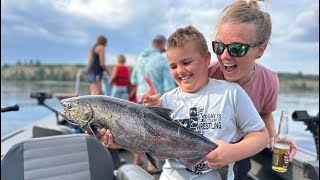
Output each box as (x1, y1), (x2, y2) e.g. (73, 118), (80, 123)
(86, 73), (103, 83)
(111, 86), (128, 100)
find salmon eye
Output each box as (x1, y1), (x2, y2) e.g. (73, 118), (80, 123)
(65, 102), (73, 109)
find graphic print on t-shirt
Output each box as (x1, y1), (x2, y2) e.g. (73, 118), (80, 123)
(173, 106), (221, 135)
(173, 106), (222, 175)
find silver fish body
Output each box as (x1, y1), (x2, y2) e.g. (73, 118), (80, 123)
(61, 95), (218, 171)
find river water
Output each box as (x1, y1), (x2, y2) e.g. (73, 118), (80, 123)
(1, 80), (318, 154)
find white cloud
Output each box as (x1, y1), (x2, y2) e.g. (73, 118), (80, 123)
(52, 0), (171, 29)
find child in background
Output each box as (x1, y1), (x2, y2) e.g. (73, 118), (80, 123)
(109, 54), (130, 100)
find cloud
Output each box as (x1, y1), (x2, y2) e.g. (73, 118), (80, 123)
(1, 0), (90, 45)
(52, 0), (171, 29)
(286, 4), (319, 42)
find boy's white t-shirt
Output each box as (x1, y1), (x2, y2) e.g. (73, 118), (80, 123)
(159, 78), (265, 180)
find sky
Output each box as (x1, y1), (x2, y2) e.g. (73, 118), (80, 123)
(1, 0), (319, 75)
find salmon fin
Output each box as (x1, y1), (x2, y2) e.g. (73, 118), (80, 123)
(83, 124), (102, 140)
(148, 107), (173, 120)
(218, 165), (229, 180)
(145, 152), (160, 170)
(177, 157), (204, 171)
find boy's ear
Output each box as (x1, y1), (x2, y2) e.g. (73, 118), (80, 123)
(205, 51), (211, 65)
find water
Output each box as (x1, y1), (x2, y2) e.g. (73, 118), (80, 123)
(1, 80), (90, 136)
(1, 80), (318, 154)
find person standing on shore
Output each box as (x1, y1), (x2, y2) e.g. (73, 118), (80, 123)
(86, 35), (109, 95)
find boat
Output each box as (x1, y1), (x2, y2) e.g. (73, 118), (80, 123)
(1, 93), (156, 180)
(1, 69), (319, 180)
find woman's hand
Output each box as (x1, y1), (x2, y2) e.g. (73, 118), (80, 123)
(288, 139), (297, 161)
(270, 138), (297, 161)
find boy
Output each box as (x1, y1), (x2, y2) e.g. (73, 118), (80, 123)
(99, 25), (269, 179)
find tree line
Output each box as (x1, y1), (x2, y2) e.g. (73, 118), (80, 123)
(1, 63), (319, 92)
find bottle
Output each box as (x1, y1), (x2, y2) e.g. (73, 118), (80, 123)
(272, 111), (291, 172)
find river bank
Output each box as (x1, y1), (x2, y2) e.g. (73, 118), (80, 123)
(1, 64), (319, 92)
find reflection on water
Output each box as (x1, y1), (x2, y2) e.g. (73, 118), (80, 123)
(1, 80), (319, 154)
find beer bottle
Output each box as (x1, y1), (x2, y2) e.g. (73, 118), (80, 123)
(272, 111), (291, 172)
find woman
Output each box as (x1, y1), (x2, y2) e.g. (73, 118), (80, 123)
(86, 35), (109, 95)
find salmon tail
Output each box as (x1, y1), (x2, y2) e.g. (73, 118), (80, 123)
(177, 157), (204, 171)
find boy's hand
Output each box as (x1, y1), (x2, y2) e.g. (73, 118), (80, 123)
(140, 76), (161, 107)
(205, 140), (234, 169)
(100, 128), (123, 149)
(85, 128), (122, 149)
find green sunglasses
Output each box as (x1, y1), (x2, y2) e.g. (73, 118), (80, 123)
(212, 41), (262, 57)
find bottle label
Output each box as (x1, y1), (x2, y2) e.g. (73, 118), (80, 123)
(272, 143), (290, 172)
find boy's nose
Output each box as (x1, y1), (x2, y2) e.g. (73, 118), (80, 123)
(176, 66), (185, 74)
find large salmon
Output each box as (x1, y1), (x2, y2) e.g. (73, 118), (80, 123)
(61, 95), (218, 171)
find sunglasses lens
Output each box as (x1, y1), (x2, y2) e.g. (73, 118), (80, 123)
(213, 42), (224, 55)
(228, 43), (248, 57)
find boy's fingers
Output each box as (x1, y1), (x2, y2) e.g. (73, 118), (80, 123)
(143, 93), (161, 107)
(144, 76), (156, 94)
(140, 76), (157, 101)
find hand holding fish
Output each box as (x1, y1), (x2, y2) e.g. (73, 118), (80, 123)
(205, 140), (235, 169)
(100, 128), (123, 149)
(140, 76), (161, 106)
(85, 128), (123, 149)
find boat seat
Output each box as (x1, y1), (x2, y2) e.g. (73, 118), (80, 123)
(1, 134), (114, 180)
(32, 124), (74, 138)
(303, 160), (319, 180)
(116, 164), (155, 180)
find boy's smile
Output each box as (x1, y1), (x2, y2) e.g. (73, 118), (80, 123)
(166, 41), (210, 93)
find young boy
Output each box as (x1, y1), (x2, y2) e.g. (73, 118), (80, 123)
(99, 26), (269, 179)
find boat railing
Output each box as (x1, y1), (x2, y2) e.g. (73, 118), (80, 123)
(53, 68), (87, 100)
(74, 68), (86, 96)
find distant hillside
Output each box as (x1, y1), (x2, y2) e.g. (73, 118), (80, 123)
(278, 73), (319, 92)
(1, 64), (319, 92)
(1, 64), (113, 82)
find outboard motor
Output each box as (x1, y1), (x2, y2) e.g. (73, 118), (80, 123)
(292, 111), (319, 180)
